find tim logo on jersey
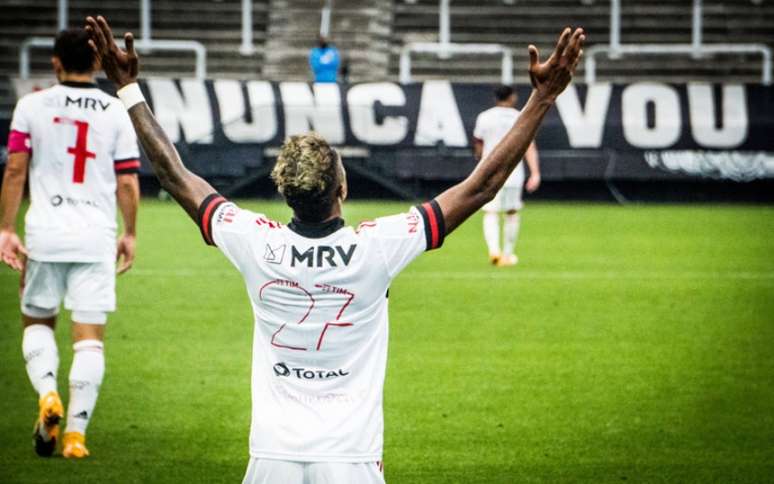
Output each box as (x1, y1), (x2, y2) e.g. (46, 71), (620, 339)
(273, 362), (350, 380)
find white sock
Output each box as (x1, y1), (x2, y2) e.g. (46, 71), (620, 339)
(22, 325), (59, 397)
(65, 340), (105, 435)
(483, 212), (501, 256)
(503, 213), (521, 257)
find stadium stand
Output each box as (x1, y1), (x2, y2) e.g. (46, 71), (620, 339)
(262, 0), (393, 82)
(391, 0), (774, 83)
(1, 0), (773, 114)
(0, 0), (269, 115)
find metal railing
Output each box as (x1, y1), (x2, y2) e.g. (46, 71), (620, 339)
(399, 0), (513, 84)
(240, 0), (255, 55)
(585, 0), (772, 85)
(320, 0), (333, 37)
(19, 0), (208, 79)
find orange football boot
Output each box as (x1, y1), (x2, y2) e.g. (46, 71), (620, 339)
(62, 432), (90, 458)
(32, 391), (63, 457)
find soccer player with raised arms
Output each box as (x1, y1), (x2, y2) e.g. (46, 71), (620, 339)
(0, 29), (140, 458)
(85, 15), (583, 483)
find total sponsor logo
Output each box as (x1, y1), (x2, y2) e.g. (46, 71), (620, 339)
(50, 194), (98, 208)
(272, 362), (350, 380)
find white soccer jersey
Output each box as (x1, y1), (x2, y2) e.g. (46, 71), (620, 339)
(8, 82), (140, 262)
(197, 194), (445, 462)
(473, 106), (525, 187)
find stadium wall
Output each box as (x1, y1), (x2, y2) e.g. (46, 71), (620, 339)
(2, 79), (773, 201)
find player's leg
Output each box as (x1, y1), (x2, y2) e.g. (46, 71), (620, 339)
(306, 461), (386, 484)
(62, 320), (105, 458)
(242, 458), (304, 484)
(500, 208), (521, 266)
(498, 168), (525, 267)
(61, 260), (115, 458)
(482, 191), (504, 264)
(20, 259), (66, 457)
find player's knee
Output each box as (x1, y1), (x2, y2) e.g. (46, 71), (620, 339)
(72, 317), (106, 343)
(21, 305), (58, 328)
(505, 209), (519, 215)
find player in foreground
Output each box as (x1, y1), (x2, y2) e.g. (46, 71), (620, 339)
(86, 15), (583, 483)
(473, 85), (541, 267)
(0, 29), (140, 458)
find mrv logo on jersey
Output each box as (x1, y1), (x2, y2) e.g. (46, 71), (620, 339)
(290, 244), (356, 268)
(273, 362), (350, 380)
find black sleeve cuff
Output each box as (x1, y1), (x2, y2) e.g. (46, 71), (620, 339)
(415, 199), (446, 251)
(197, 193), (227, 246)
(114, 158), (141, 175)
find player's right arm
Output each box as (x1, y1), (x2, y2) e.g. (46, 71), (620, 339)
(0, 151), (30, 271)
(472, 113), (484, 161)
(435, 27), (584, 234)
(85, 15), (214, 221)
(0, 96), (33, 271)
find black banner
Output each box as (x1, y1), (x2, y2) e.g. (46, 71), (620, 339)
(3, 80), (774, 183)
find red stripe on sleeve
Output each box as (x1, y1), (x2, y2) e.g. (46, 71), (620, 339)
(422, 202), (439, 249)
(114, 160), (141, 171)
(201, 196), (226, 244)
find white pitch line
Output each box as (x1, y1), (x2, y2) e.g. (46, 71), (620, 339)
(3, 269), (771, 281)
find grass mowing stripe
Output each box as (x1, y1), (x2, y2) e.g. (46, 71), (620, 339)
(4, 269), (770, 280)
(1, 200), (772, 484)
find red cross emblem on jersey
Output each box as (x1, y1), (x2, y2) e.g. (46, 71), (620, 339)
(54, 116), (96, 184)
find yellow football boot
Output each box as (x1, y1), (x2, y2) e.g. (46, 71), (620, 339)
(496, 254), (518, 267)
(62, 432), (90, 458)
(32, 391), (64, 457)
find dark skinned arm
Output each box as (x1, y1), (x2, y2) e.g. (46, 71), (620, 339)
(436, 27), (584, 234)
(85, 15), (214, 220)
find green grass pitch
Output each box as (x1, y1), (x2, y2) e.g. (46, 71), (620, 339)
(1, 200), (773, 483)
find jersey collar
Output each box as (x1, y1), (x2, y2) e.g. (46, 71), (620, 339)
(60, 81), (98, 88)
(288, 217), (345, 238)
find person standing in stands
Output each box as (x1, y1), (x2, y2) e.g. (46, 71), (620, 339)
(309, 35), (341, 83)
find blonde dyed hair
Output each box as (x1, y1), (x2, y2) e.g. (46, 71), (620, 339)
(271, 133), (342, 221)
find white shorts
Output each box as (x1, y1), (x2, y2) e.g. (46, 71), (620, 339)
(483, 164), (525, 212)
(21, 259), (116, 324)
(483, 185), (524, 212)
(242, 458), (385, 484)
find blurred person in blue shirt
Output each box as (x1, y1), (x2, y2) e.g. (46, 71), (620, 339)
(309, 36), (340, 83)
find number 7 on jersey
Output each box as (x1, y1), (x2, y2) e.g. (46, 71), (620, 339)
(54, 117), (95, 183)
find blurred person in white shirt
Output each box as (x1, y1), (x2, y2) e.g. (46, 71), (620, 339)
(473, 85), (541, 267)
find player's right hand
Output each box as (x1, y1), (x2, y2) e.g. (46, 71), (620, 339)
(528, 27), (585, 101)
(85, 15), (139, 89)
(0, 229), (28, 272)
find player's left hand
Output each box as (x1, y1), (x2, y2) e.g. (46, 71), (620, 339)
(528, 27), (585, 101)
(526, 174), (541, 193)
(85, 15), (139, 89)
(116, 234), (136, 275)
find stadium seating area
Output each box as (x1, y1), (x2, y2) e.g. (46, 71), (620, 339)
(1, 0), (773, 115)
(391, 0), (774, 82)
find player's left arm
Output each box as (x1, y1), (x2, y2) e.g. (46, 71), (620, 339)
(434, 27), (584, 235)
(86, 15), (215, 222)
(524, 141), (541, 193)
(115, 173), (139, 274)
